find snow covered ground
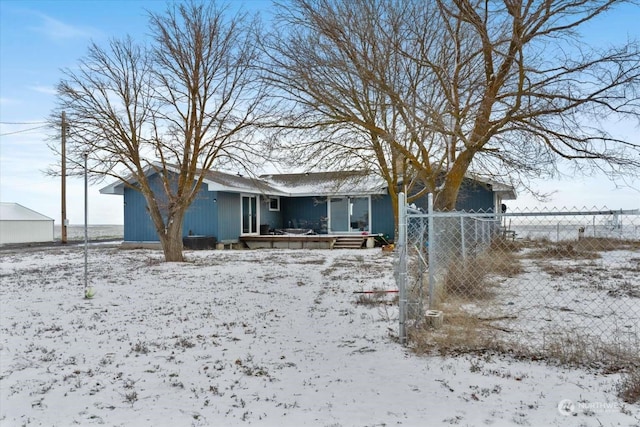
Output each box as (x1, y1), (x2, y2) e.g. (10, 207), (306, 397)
(1, 246), (638, 427)
(485, 248), (640, 354)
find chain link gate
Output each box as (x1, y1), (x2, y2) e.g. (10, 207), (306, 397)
(396, 193), (640, 367)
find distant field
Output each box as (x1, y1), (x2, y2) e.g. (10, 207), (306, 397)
(512, 224), (640, 242)
(54, 224), (123, 241)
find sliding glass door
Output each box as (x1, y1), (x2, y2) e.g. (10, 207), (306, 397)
(241, 195), (258, 234)
(329, 196), (370, 233)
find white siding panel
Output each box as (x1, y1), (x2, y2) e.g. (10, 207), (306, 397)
(0, 220), (54, 244)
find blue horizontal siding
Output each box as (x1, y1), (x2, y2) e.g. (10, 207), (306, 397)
(408, 180), (495, 213)
(123, 176), (163, 241)
(371, 194), (395, 239)
(184, 190), (217, 237)
(259, 196), (282, 231)
(455, 180), (494, 212)
(216, 192), (241, 241)
(123, 173), (224, 242)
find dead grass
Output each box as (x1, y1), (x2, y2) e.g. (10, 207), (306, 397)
(537, 263), (584, 277)
(618, 369), (640, 404)
(355, 288), (390, 307)
(408, 234), (640, 372)
(442, 257), (492, 301)
(607, 281), (640, 299)
(410, 305), (640, 372)
(524, 243), (601, 260)
(489, 236), (522, 254)
(409, 300), (640, 373)
(291, 258), (326, 265)
(489, 253), (524, 278)
(531, 335), (640, 372)
(574, 237), (640, 252)
(418, 241), (524, 344)
(409, 304), (495, 356)
(541, 334), (605, 368)
(522, 238), (640, 261)
(440, 250), (522, 303)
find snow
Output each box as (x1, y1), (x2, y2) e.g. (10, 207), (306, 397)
(0, 203), (54, 221)
(1, 246), (638, 427)
(487, 249), (640, 351)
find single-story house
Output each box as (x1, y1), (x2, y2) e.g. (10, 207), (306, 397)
(100, 166), (516, 248)
(0, 203), (54, 245)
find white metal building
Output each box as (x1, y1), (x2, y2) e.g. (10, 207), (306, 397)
(0, 203), (54, 244)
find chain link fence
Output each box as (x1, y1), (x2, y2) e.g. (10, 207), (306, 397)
(396, 193), (640, 368)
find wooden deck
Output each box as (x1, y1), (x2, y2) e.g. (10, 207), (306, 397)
(239, 234), (377, 249)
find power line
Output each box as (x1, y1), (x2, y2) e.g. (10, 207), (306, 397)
(0, 125), (49, 136)
(0, 121), (48, 125)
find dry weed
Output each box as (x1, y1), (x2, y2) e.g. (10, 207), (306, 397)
(488, 251), (524, 278)
(541, 334), (596, 367)
(355, 293), (386, 307)
(618, 370), (640, 404)
(355, 288), (395, 307)
(409, 304), (640, 373)
(409, 301), (497, 355)
(442, 250), (522, 301)
(407, 229), (640, 373)
(524, 243), (600, 260)
(574, 237), (640, 252)
(443, 257), (490, 301)
(537, 263), (583, 277)
(490, 237), (522, 253)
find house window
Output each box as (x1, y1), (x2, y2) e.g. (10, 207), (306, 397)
(269, 196), (280, 211)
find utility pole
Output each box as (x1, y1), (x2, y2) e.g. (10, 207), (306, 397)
(61, 111), (68, 244)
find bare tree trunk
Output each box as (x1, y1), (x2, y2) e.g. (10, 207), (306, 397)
(435, 184), (460, 212)
(158, 218), (185, 262)
(435, 151), (474, 211)
(144, 192), (186, 262)
(388, 190), (399, 241)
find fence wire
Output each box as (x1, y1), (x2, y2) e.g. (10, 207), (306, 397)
(396, 194), (640, 367)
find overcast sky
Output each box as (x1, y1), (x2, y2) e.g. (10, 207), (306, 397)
(1, 0), (638, 224)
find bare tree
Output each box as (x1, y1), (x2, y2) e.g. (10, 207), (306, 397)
(261, 0), (445, 223)
(263, 0), (640, 212)
(50, 2), (265, 261)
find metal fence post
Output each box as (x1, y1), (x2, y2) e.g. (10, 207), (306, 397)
(473, 218), (484, 249)
(397, 192), (407, 345)
(427, 193), (436, 309)
(460, 216), (466, 259)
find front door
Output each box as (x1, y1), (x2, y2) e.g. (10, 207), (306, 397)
(241, 195), (258, 234)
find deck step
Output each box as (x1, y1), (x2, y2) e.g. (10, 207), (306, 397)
(333, 236), (366, 249)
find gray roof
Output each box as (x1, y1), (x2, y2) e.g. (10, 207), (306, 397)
(99, 164), (284, 195)
(201, 170), (286, 195)
(100, 166), (388, 197)
(100, 165), (515, 199)
(261, 171), (388, 196)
